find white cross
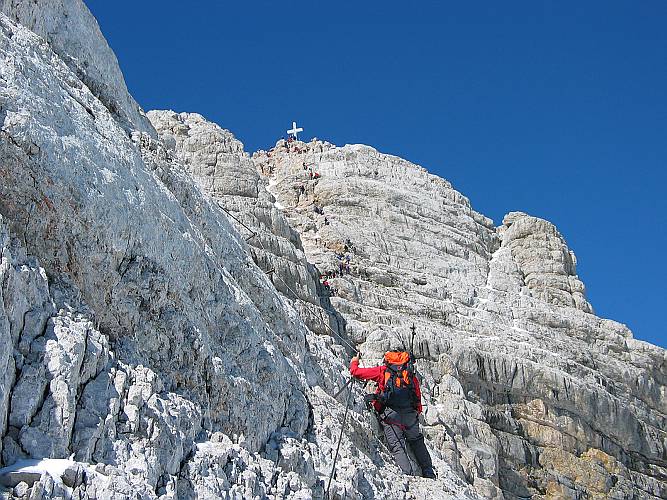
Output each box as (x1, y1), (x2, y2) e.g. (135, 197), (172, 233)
(287, 121), (303, 140)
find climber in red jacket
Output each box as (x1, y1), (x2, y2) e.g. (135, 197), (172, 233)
(350, 352), (436, 479)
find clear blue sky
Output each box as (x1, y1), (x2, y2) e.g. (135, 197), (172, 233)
(86, 1), (667, 348)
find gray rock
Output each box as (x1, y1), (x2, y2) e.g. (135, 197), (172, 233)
(0, 0), (154, 135)
(60, 463), (85, 489)
(147, 110), (346, 341)
(0, 1), (665, 499)
(0, 470), (40, 488)
(12, 482), (28, 498)
(253, 138), (667, 499)
(26, 473), (53, 500)
(0, 9), (474, 500)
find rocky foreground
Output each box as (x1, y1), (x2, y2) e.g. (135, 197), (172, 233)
(0, 1), (665, 499)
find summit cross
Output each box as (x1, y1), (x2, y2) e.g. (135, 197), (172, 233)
(287, 121), (303, 140)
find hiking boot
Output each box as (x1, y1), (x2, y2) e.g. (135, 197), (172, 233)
(422, 468), (436, 479)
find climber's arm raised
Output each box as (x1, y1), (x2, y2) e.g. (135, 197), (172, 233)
(349, 356), (384, 384)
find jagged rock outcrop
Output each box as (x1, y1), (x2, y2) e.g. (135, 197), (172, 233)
(1, 1), (665, 499)
(249, 139), (667, 499)
(495, 211), (591, 312)
(0, 0), (154, 135)
(146, 111), (344, 339)
(0, 7), (474, 500)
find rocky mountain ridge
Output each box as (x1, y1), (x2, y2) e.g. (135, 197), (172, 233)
(245, 138), (666, 499)
(0, 1), (665, 499)
(0, 3), (473, 498)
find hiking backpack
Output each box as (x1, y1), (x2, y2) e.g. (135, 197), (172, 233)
(377, 351), (419, 410)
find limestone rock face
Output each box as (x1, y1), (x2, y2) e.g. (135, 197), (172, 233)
(0, 0), (154, 135)
(1, 1), (665, 499)
(0, 10), (474, 500)
(146, 110), (345, 339)
(497, 212), (592, 312)
(252, 139), (667, 499)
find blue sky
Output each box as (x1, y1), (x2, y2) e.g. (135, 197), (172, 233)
(86, 1), (667, 348)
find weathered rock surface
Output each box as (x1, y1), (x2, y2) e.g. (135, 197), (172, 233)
(250, 139), (667, 499)
(1, 1), (665, 499)
(0, 7), (473, 500)
(146, 110), (345, 339)
(0, 0), (154, 135)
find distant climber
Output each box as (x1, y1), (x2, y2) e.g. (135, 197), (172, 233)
(350, 351), (436, 479)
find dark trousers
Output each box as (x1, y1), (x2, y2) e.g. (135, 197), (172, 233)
(381, 407), (434, 476)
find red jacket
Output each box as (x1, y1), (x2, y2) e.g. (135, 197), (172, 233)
(350, 358), (423, 413)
